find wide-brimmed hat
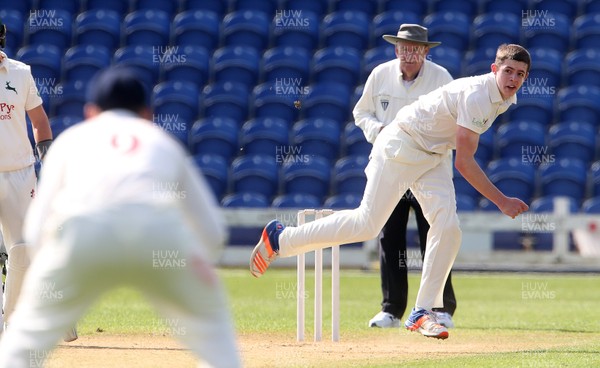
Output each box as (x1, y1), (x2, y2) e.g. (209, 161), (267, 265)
(382, 24), (441, 48)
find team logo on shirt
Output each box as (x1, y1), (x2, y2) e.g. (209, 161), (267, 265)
(5, 81), (17, 94)
(380, 99), (389, 111)
(471, 117), (489, 128)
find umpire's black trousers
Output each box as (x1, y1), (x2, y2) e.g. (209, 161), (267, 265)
(378, 190), (457, 319)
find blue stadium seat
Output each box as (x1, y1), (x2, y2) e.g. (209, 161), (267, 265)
(202, 82), (249, 123)
(37, 0), (81, 15)
(131, 0), (179, 18)
(231, 0), (279, 17)
(531, 0), (579, 20)
(153, 81), (200, 127)
(472, 12), (521, 50)
(556, 86), (600, 126)
(463, 47), (496, 76)
(113, 46), (160, 92)
(573, 13), (600, 50)
(591, 161), (600, 197)
(523, 13), (570, 54)
(252, 82), (300, 124)
(343, 123), (371, 157)
(292, 118), (341, 162)
(27, 10), (73, 52)
(372, 10), (421, 48)
(222, 10), (270, 52)
(281, 0), (331, 19)
(181, 0), (230, 17)
(51, 80), (87, 118)
(530, 196), (578, 213)
(431, 0), (478, 19)
(321, 11), (371, 51)
(301, 82), (351, 124)
(49, 115), (81, 138)
(333, 155), (368, 195)
(584, 0), (600, 14)
(221, 192), (269, 207)
(582, 196), (600, 213)
(539, 159), (588, 203)
(0, 0), (34, 17)
(75, 9), (122, 52)
(495, 121), (546, 160)
(240, 117), (289, 156)
(323, 193), (362, 209)
(363, 45), (396, 79)
(282, 155), (331, 199)
(427, 46), (462, 79)
(172, 10), (220, 51)
(62, 45), (111, 83)
(212, 46), (260, 88)
(231, 154), (279, 199)
(84, 0), (130, 15)
(271, 10), (320, 52)
(332, 0), (379, 18)
(0, 10), (24, 49)
(423, 11), (471, 52)
(455, 194), (477, 212)
(162, 45), (210, 86)
(525, 48), (562, 92)
(382, 0), (428, 18)
(312, 46), (362, 89)
(486, 158), (537, 203)
(272, 193), (321, 208)
(505, 95), (554, 127)
(16, 44), (62, 81)
(123, 10), (170, 46)
(262, 46), (311, 84)
(193, 153), (229, 200)
(188, 117), (239, 161)
(548, 121), (596, 163)
(481, 0), (529, 18)
(565, 48), (600, 88)
(475, 128), (494, 163)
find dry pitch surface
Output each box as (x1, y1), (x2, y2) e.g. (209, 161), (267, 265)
(46, 329), (594, 367)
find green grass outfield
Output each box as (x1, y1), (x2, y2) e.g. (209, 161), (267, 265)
(77, 269), (600, 367)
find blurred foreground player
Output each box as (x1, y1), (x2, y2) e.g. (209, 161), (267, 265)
(0, 67), (241, 368)
(251, 44), (531, 340)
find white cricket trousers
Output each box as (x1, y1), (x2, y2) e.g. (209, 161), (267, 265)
(0, 204), (241, 368)
(279, 124), (462, 310)
(0, 165), (36, 327)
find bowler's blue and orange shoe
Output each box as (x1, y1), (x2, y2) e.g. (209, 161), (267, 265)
(404, 308), (449, 339)
(250, 220), (284, 278)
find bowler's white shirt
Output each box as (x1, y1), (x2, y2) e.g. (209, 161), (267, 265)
(354, 58), (453, 144)
(24, 110), (226, 261)
(0, 51), (44, 171)
(397, 72), (516, 154)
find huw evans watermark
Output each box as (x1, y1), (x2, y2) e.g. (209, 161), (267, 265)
(521, 281), (556, 299)
(521, 10), (556, 29)
(152, 46), (187, 65)
(274, 9), (311, 29)
(275, 145), (310, 164)
(521, 146), (555, 166)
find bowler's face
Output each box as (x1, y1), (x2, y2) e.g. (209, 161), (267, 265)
(491, 60), (529, 100)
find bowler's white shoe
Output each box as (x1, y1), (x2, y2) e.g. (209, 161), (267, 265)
(368, 311), (400, 328)
(434, 312), (455, 328)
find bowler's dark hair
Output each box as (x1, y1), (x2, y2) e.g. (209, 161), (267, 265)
(87, 67), (148, 113)
(495, 44), (531, 73)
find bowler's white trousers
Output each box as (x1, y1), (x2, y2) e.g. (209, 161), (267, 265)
(279, 124), (462, 310)
(0, 204), (241, 368)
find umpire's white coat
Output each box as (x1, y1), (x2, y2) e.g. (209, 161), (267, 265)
(0, 109), (241, 368)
